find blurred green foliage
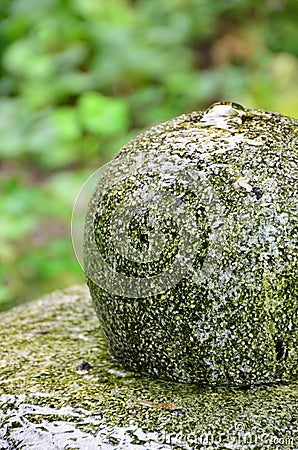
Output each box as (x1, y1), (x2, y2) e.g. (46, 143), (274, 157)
(1, 0), (298, 310)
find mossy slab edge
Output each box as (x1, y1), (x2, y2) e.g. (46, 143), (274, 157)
(0, 285), (297, 449)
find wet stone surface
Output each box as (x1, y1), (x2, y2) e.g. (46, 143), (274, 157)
(0, 286), (297, 449)
(85, 103), (298, 385)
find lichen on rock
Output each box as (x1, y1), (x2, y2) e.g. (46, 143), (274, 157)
(84, 102), (298, 385)
(0, 286), (298, 449)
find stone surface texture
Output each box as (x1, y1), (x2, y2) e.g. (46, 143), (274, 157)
(0, 286), (297, 449)
(85, 103), (298, 384)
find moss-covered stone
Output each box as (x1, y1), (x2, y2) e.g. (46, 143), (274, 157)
(0, 286), (297, 449)
(85, 102), (298, 385)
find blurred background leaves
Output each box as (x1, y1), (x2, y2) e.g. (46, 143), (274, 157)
(0, 0), (298, 310)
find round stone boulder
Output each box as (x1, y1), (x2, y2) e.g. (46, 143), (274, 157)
(84, 102), (298, 385)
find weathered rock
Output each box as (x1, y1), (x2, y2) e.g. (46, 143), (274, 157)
(84, 103), (298, 385)
(0, 286), (297, 449)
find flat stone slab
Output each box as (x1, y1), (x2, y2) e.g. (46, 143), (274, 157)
(0, 285), (297, 449)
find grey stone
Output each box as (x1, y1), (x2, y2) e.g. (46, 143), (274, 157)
(84, 103), (298, 385)
(0, 285), (297, 449)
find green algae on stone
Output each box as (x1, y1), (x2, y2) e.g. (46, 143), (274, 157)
(84, 102), (298, 385)
(0, 286), (297, 449)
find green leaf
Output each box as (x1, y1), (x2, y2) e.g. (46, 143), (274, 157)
(51, 107), (82, 141)
(0, 215), (36, 240)
(78, 91), (129, 136)
(3, 38), (56, 79)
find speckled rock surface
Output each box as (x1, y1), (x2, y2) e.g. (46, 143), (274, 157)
(85, 103), (298, 385)
(0, 286), (297, 449)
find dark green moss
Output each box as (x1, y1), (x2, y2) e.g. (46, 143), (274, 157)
(85, 103), (298, 385)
